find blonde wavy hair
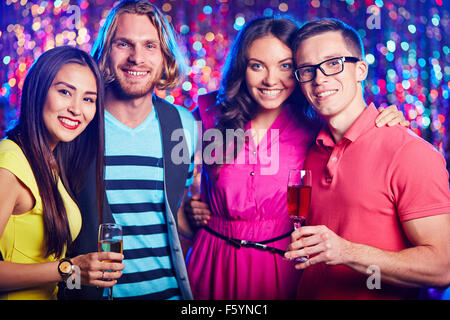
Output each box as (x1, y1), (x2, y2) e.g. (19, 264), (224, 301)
(91, 0), (186, 90)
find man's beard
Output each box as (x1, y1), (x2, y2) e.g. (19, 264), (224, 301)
(109, 68), (160, 100)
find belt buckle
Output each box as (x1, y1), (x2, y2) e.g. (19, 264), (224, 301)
(228, 238), (243, 248)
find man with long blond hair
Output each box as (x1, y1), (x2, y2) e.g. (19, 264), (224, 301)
(63, 0), (196, 300)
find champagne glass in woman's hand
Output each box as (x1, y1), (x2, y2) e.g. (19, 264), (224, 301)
(98, 223), (123, 300)
(287, 169), (312, 262)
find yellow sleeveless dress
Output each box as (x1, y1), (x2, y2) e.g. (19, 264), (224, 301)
(0, 139), (82, 300)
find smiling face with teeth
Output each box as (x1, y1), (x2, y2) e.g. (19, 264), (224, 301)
(43, 63), (97, 150)
(245, 35), (296, 114)
(295, 31), (368, 126)
(109, 13), (164, 100)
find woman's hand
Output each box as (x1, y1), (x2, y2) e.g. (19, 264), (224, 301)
(375, 105), (410, 128)
(184, 194), (211, 227)
(71, 252), (124, 287)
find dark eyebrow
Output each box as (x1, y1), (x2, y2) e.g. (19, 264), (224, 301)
(145, 39), (160, 44)
(113, 37), (160, 46)
(279, 58), (294, 64)
(54, 81), (76, 90)
(322, 54), (342, 60)
(298, 54), (343, 67)
(113, 37), (132, 44)
(54, 81), (97, 95)
(248, 57), (293, 64)
(54, 81), (75, 90)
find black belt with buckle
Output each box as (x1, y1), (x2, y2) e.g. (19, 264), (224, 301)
(203, 226), (292, 256)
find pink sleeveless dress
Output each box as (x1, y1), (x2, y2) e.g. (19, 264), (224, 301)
(186, 92), (314, 299)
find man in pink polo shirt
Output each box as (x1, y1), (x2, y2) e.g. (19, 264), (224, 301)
(284, 18), (450, 299)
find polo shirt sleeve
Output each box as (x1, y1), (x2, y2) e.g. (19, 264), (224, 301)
(176, 105), (199, 188)
(389, 136), (450, 222)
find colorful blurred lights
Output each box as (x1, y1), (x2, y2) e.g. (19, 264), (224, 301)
(0, 0), (447, 150)
(365, 53), (375, 64)
(180, 25), (190, 34)
(197, 12), (206, 22)
(32, 21), (41, 31)
(182, 81), (192, 91)
(386, 40), (396, 52)
(263, 8), (273, 16)
(371, 84), (380, 94)
(375, 0), (384, 7)
(8, 78), (16, 88)
(195, 59), (206, 68)
(278, 3), (288, 12)
(401, 80), (411, 90)
(205, 32), (215, 42)
(193, 41), (202, 51)
(312, 0), (321, 8)
(408, 25), (416, 34)
(408, 109), (418, 120)
(400, 42), (409, 51)
(165, 95), (175, 104)
(386, 52), (394, 62)
(203, 6), (212, 14)
(80, 1), (89, 10)
(235, 16), (245, 28)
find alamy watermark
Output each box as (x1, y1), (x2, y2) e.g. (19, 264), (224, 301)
(66, 5), (81, 30)
(366, 5), (381, 30)
(66, 265), (81, 290)
(366, 265), (381, 290)
(170, 123), (280, 176)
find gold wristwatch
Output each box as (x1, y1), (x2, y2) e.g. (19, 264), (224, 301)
(58, 258), (73, 282)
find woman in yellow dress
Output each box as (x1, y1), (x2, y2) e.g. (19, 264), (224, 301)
(0, 46), (124, 300)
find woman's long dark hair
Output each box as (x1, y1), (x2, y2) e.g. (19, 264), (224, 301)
(214, 17), (315, 164)
(6, 46), (105, 258)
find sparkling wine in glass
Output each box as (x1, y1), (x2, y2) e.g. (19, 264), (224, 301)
(98, 223), (123, 300)
(287, 169), (312, 262)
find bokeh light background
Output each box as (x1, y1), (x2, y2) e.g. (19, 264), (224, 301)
(0, 0), (449, 155)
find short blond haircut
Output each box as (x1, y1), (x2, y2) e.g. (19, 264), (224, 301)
(91, 0), (186, 90)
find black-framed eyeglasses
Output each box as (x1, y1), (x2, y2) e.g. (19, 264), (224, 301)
(294, 56), (360, 83)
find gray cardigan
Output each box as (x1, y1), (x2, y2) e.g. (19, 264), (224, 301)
(60, 95), (193, 300)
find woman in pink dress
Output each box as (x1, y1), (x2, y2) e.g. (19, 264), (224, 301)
(183, 17), (407, 300)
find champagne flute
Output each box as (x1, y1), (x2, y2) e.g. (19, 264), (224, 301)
(287, 169), (312, 262)
(98, 223), (123, 300)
